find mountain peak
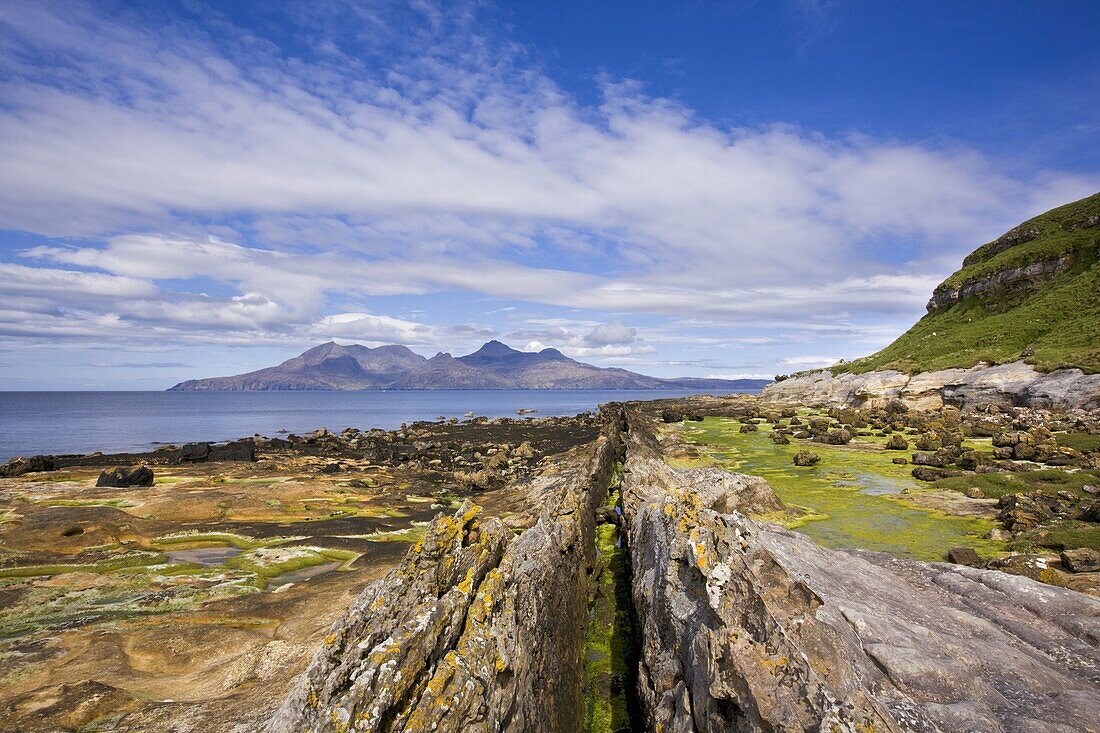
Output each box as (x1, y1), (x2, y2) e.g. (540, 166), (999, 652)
(468, 340), (521, 358)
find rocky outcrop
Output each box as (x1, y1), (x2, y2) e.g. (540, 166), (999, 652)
(95, 465), (154, 487)
(269, 404), (1100, 733)
(619, 408), (1100, 733)
(762, 360), (1100, 410)
(269, 425), (621, 733)
(927, 254), (1075, 312)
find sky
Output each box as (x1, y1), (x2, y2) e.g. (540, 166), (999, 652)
(0, 0), (1097, 389)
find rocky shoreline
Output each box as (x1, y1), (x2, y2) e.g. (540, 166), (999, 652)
(763, 359), (1100, 411)
(1, 395), (1098, 732)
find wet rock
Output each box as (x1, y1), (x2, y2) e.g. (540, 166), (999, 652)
(772, 433), (790, 445)
(892, 457), (908, 464)
(95, 465), (154, 488)
(912, 465), (959, 481)
(947, 547), (980, 566)
(1061, 548), (1100, 573)
(793, 449), (820, 466)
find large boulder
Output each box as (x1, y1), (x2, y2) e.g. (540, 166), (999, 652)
(95, 466), (154, 488)
(793, 449), (820, 466)
(1, 454), (56, 477)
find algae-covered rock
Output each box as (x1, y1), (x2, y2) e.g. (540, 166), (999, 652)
(793, 449), (820, 466)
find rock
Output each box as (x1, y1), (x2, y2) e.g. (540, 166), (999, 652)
(772, 433), (790, 445)
(618, 408), (1100, 733)
(270, 426), (622, 733)
(1060, 548), (1100, 573)
(1084, 484), (1099, 495)
(912, 466), (959, 481)
(1, 454), (56, 477)
(911, 452), (948, 467)
(955, 450), (986, 471)
(884, 434), (908, 450)
(210, 440), (257, 462)
(947, 547), (980, 566)
(1081, 500), (1100, 523)
(738, 422), (758, 433)
(964, 487), (986, 499)
(793, 430), (812, 439)
(512, 441), (539, 459)
(95, 466), (154, 488)
(914, 433), (943, 451)
(178, 442), (212, 462)
(793, 449), (820, 466)
(998, 492), (1056, 530)
(761, 360), (1100, 411)
(892, 457), (908, 464)
(822, 428), (852, 445)
(594, 506), (619, 525)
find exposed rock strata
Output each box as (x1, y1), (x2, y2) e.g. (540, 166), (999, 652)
(929, 254), (1074, 311)
(620, 408), (1100, 733)
(763, 360), (1100, 410)
(270, 404), (1100, 732)
(269, 428), (622, 733)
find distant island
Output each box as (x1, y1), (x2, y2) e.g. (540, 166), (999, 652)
(169, 340), (770, 391)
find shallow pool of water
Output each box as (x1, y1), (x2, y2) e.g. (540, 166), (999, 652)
(164, 547), (243, 566)
(270, 560), (341, 587)
(681, 418), (1003, 561)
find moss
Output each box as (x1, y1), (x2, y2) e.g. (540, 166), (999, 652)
(1010, 520), (1100, 553)
(0, 550), (168, 578)
(37, 498), (136, 508)
(584, 474), (640, 733)
(682, 417), (1005, 561)
(933, 469), (1100, 500)
(151, 531), (296, 550)
(1056, 433), (1100, 453)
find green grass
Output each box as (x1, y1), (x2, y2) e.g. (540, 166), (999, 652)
(932, 469), (1100, 501)
(833, 192), (1100, 375)
(38, 498), (137, 508)
(1057, 433), (1100, 453)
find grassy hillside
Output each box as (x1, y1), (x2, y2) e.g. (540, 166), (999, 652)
(836, 191), (1100, 375)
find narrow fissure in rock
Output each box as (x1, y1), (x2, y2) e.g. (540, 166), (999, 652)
(584, 458), (645, 733)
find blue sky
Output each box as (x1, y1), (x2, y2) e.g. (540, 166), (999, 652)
(0, 0), (1097, 389)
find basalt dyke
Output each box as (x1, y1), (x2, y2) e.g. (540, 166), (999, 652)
(2, 397), (1099, 732)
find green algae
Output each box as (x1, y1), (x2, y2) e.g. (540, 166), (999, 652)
(37, 498), (137, 508)
(681, 417), (1005, 562)
(584, 484), (640, 733)
(0, 550), (169, 578)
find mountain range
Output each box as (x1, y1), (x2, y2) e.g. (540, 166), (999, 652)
(168, 340), (768, 391)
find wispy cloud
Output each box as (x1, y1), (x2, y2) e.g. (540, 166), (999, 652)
(0, 0), (1095, 382)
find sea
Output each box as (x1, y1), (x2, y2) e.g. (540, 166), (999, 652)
(0, 388), (760, 462)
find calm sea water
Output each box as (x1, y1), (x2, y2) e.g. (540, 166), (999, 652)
(0, 389), (757, 462)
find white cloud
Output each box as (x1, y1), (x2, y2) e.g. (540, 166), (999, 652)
(0, 0), (1095, 373)
(780, 355), (841, 369)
